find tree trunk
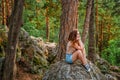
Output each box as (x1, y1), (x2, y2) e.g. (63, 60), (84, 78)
(57, 0), (79, 60)
(81, 0), (92, 44)
(3, 0), (24, 80)
(107, 24), (111, 41)
(46, 7), (49, 41)
(88, 0), (100, 63)
(95, 0), (99, 51)
(99, 20), (103, 54)
(6, 0), (12, 27)
(6, 0), (10, 17)
(2, 0), (6, 25)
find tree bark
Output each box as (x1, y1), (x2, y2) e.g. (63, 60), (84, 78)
(6, 0), (11, 17)
(2, 0), (6, 25)
(95, 0), (99, 51)
(57, 0), (79, 60)
(46, 7), (49, 41)
(107, 24), (111, 41)
(81, 0), (92, 44)
(88, 0), (100, 63)
(2, 0), (24, 80)
(6, 0), (12, 27)
(99, 20), (103, 53)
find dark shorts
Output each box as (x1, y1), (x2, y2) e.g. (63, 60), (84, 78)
(65, 53), (73, 63)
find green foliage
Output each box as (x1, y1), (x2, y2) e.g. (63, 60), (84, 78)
(112, 0), (120, 16)
(23, 0), (61, 42)
(101, 39), (120, 66)
(23, 22), (41, 37)
(22, 0), (120, 67)
(0, 25), (7, 57)
(113, 16), (120, 26)
(97, 0), (120, 66)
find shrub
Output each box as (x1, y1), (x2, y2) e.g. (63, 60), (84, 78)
(101, 39), (120, 66)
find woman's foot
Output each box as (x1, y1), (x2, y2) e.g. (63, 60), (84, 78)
(84, 64), (91, 72)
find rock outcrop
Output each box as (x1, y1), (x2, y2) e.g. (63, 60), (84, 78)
(42, 60), (107, 80)
(17, 28), (48, 74)
(44, 42), (57, 64)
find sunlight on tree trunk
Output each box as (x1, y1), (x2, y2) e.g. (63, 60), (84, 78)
(2, 0), (6, 26)
(6, 0), (10, 17)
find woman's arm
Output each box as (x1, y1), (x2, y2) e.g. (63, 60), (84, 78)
(78, 40), (84, 49)
(72, 43), (82, 50)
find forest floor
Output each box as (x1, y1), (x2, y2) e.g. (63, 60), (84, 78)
(15, 63), (42, 80)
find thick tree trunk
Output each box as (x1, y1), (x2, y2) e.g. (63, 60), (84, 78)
(57, 0), (79, 60)
(2, 0), (24, 80)
(81, 0), (92, 44)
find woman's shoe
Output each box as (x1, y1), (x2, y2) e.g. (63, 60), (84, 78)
(84, 64), (91, 72)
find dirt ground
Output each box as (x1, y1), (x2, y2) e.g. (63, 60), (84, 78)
(15, 64), (42, 80)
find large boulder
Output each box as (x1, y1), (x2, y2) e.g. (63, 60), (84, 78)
(42, 60), (107, 80)
(17, 28), (48, 74)
(96, 58), (120, 80)
(44, 42), (57, 64)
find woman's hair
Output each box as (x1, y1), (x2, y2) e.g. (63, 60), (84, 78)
(68, 29), (78, 41)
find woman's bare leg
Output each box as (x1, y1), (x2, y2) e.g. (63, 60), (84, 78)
(82, 48), (87, 63)
(72, 50), (91, 72)
(72, 50), (87, 65)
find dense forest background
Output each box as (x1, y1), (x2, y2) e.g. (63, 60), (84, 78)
(22, 0), (119, 66)
(0, 0), (120, 80)
(24, 0), (120, 66)
(1, 0), (119, 65)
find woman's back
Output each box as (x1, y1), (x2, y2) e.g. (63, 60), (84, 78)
(66, 41), (76, 54)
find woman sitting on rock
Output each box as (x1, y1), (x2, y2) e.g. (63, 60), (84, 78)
(65, 29), (91, 72)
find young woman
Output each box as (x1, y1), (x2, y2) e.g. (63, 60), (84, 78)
(65, 29), (91, 72)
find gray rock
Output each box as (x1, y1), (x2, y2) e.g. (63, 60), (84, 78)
(18, 29), (48, 74)
(42, 60), (107, 80)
